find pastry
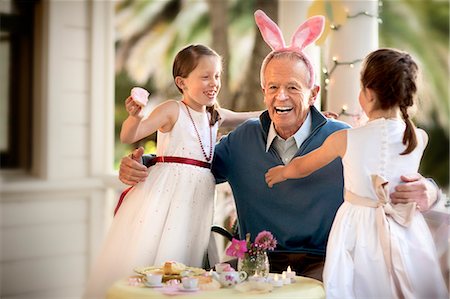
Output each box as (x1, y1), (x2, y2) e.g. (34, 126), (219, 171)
(196, 275), (212, 284)
(163, 261), (186, 275)
(130, 87), (149, 107)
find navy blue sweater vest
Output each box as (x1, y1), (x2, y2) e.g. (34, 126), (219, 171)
(212, 107), (350, 255)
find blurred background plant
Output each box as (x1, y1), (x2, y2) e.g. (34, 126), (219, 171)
(114, 0), (448, 191)
(379, 0), (449, 192)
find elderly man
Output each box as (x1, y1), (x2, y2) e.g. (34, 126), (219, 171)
(118, 12), (440, 281)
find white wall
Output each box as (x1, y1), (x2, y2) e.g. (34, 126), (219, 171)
(0, 1), (117, 298)
(1, 187), (102, 298)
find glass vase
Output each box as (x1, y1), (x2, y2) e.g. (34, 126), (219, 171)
(238, 251), (270, 278)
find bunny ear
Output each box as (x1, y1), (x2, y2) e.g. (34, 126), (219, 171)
(290, 15), (325, 51)
(254, 10), (286, 51)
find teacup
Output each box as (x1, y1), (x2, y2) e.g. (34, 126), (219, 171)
(212, 271), (247, 287)
(145, 273), (163, 286)
(181, 277), (199, 290)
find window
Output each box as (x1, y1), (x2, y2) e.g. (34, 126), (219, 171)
(0, 0), (36, 169)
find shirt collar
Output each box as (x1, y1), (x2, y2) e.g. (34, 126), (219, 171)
(265, 111), (312, 152)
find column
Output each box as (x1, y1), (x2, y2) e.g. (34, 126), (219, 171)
(325, 0), (379, 126)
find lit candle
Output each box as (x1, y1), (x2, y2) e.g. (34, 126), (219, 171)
(286, 266), (296, 279)
(282, 272), (291, 285)
(271, 274), (283, 287)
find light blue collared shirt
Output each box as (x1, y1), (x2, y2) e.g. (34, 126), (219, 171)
(265, 112), (312, 164)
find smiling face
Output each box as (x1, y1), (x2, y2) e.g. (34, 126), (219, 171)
(176, 55), (221, 111)
(263, 55), (319, 139)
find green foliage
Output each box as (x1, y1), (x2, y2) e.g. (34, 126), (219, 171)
(144, 140), (157, 154)
(187, 14), (210, 42)
(229, 0), (256, 23)
(421, 119), (449, 188)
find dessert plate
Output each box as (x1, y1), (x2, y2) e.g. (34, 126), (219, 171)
(143, 281), (163, 288)
(178, 286), (199, 292)
(134, 266), (205, 282)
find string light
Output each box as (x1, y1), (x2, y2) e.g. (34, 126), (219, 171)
(329, 1), (383, 31)
(321, 1), (383, 121)
(330, 24), (341, 30)
(330, 13), (382, 30)
(348, 11), (380, 20)
(322, 58), (362, 89)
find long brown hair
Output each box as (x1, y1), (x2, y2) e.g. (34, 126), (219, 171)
(360, 48), (419, 155)
(172, 44), (221, 126)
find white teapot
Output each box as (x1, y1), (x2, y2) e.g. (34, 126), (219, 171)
(211, 270), (247, 287)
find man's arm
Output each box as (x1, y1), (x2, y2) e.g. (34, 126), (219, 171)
(142, 154), (156, 168)
(390, 174), (441, 212)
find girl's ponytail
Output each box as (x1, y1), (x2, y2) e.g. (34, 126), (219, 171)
(399, 105), (417, 155)
(207, 102), (221, 126)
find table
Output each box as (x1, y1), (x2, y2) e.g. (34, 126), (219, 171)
(107, 276), (325, 299)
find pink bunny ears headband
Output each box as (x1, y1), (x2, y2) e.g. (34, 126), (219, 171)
(254, 10), (325, 89)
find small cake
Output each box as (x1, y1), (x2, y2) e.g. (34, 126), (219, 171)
(163, 261), (186, 275)
(130, 87), (149, 107)
(196, 275), (212, 284)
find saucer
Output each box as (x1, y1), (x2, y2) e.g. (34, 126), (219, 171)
(144, 282), (163, 288)
(179, 286), (199, 292)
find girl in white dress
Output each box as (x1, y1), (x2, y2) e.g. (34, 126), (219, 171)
(83, 44), (260, 298)
(265, 48), (448, 299)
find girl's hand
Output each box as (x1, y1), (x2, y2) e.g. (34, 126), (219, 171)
(265, 165), (287, 188)
(322, 111), (339, 119)
(125, 96), (143, 118)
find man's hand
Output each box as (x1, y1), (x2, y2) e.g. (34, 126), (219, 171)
(390, 174), (438, 212)
(119, 147), (149, 186)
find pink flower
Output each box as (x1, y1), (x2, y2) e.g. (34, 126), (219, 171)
(223, 264), (235, 272)
(225, 238), (248, 259)
(254, 230), (277, 251)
